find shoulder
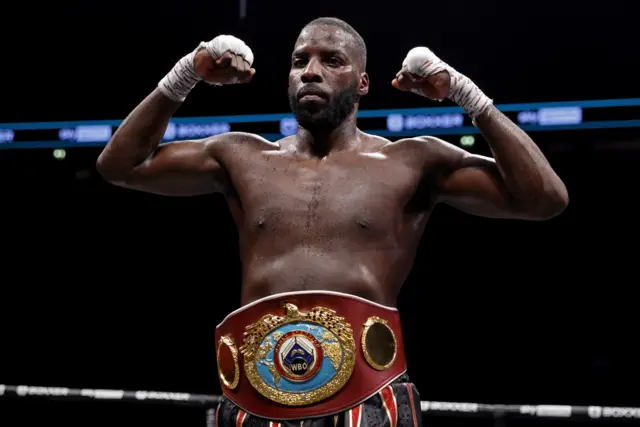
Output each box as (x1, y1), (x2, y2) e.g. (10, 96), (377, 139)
(206, 131), (277, 149)
(377, 135), (467, 167)
(202, 132), (279, 157)
(161, 132), (274, 151)
(394, 136), (467, 157)
(360, 132), (392, 147)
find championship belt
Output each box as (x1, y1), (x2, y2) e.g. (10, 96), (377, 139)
(215, 291), (407, 420)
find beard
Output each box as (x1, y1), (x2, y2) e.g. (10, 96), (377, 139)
(288, 81), (360, 132)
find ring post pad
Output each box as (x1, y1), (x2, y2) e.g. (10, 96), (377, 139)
(215, 291), (407, 420)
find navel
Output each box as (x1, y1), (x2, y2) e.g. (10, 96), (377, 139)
(255, 216), (267, 229)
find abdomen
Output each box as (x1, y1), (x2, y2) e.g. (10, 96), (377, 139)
(240, 243), (414, 306)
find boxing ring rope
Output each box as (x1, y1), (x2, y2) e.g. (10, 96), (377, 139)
(2, 384), (640, 425)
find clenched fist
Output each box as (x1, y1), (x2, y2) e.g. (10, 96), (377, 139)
(158, 35), (256, 102)
(391, 46), (493, 118)
(391, 47), (451, 101)
(195, 35), (255, 85)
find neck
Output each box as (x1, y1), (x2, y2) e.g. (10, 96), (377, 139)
(295, 110), (360, 158)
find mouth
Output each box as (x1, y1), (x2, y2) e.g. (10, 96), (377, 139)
(297, 87), (328, 100)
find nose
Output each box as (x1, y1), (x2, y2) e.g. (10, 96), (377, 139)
(301, 58), (323, 84)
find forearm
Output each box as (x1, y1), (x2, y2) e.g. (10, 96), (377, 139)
(474, 105), (569, 214)
(97, 89), (180, 177)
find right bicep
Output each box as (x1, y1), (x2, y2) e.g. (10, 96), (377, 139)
(108, 140), (226, 196)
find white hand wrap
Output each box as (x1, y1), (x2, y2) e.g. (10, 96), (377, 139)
(200, 35), (254, 68)
(158, 46), (202, 102)
(157, 35), (254, 102)
(402, 47), (493, 119)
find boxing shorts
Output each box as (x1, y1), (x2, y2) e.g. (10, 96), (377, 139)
(214, 291), (420, 425)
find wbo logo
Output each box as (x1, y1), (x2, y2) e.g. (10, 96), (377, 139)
(275, 331), (322, 381)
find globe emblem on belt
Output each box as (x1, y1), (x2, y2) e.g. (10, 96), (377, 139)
(274, 331), (323, 382)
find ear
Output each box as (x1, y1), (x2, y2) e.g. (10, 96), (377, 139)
(358, 72), (370, 96)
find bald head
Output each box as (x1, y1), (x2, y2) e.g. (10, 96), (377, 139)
(299, 17), (367, 71)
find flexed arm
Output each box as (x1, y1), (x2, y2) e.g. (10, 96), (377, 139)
(97, 36), (255, 196)
(392, 47), (568, 220)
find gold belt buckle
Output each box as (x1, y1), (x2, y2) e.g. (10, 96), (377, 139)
(240, 303), (356, 406)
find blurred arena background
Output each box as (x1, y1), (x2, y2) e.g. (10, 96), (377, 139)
(1, 0), (639, 426)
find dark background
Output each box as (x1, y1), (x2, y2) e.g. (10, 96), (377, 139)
(1, 0), (639, 426)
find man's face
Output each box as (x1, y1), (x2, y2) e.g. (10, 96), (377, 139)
(288, 24), (369, 130)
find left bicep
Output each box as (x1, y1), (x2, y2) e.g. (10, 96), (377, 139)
(436, 153), (524, 219)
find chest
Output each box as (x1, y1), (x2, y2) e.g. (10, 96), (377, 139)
(226, 151), (425, 234)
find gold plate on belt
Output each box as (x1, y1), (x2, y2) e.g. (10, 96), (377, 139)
(240, 303), (356, 406)
(361, 316), (397, 371)
(217, 335), (240, 389)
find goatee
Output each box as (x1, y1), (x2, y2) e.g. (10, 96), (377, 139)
(288, 81), (360, 132)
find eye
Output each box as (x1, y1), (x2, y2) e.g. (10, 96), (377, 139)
(292, 58), (307, 67)
(326, 57), (342, 67)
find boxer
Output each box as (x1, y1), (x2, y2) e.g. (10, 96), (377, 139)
(97, 17), (568, 427)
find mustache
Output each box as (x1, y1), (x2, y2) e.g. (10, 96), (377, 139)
(297, 85), (329, 99)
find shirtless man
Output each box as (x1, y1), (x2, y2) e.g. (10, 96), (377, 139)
(97, 17), (567, 427)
